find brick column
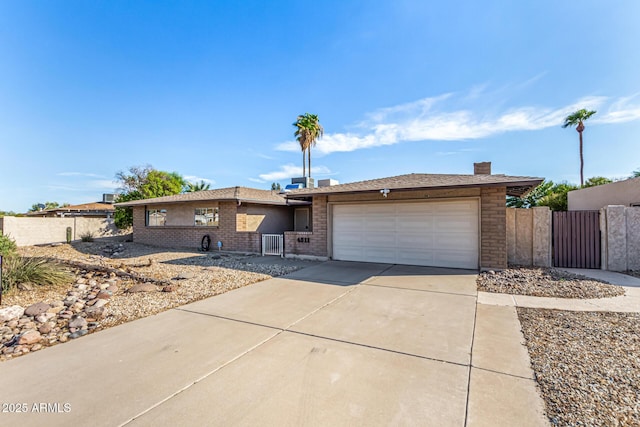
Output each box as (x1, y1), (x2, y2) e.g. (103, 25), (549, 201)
(480, 187), (507, 270)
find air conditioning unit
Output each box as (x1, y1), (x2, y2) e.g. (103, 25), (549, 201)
(102, 193), (116, 204)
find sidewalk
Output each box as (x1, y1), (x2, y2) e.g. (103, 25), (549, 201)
(479, 269), (640, 312)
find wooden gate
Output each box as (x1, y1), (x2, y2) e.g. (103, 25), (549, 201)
(552, 211), (600, 268)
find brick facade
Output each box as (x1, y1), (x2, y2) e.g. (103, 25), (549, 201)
(132, 201), (284, 253)
(480, 187), (507, 269)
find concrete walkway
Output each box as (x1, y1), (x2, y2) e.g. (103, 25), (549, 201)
(0, 261), (548, 427)
(479, 269), (640, 312)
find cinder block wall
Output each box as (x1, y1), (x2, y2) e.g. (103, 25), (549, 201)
(601, 206), (640, 271)
(0, 216), (122, 246)
(506, 207), (552, 267)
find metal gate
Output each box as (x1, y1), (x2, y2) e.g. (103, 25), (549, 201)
(552, 211), (600, 268)
(261, 234), (284, 257)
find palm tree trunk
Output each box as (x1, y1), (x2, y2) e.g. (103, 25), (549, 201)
(308, 146), (312, 178)
(579, 131), (584, 187)
(302, 150), (306, 177)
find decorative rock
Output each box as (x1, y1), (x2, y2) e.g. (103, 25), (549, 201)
(172, 272), (195, 280)
(76, 278), (87, 284)
(96, 291), (112, 299)
(38, 323), (53, 335)
(18, 330), (42, 345)
(163, 285), (178, 292)
(69, 330), (88, 339)
(127, 283), (157, 293)
(31, 344), (43, 351)
(92, 299), (108, 308)
(106, 285), (118, 293)
(68, 316), (87, 329)
(77, 284), (89, 291)
(63, 297), (77, 307)
(35, 313), (55, 323)
(7, 320), (18, 328)
(17, 282), (34, 291)
(88, 279), (98, 287)
(84, 306), (105, 320)
(50, 300), (64, 308)
(0, 306), (25, 322)
(24, 302), (51, 316)
(47, 305), (65, 314)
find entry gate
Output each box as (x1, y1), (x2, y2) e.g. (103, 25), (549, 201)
(552, 211), (601, 269)
(262, 234), (284, 257)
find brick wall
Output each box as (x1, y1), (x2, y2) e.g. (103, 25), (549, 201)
(480, 187), (507, 269)
(132, 202), (262, 252)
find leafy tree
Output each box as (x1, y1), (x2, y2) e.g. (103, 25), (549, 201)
(185, 180), (211, 192)
(0, 210), (17, 217)
(271, 182), (281, 191)
(537, 182), (579, 211)
(562, 109), (596, 187)
(28, 201), (61, 212)
(583, 176), (612, 188)
(293, 113), (324, 178)
(506, 180), (554, 208)
(632, 169), (640, 178)
(113, 166), (185, 228)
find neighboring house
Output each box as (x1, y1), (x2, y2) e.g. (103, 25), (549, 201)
(116, 163), (542, 270)
(115, 187), (310, 252)
(568, 177), (640, 210)
(26, 202), (115, 218)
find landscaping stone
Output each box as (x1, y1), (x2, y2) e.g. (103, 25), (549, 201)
(24, 302), (51, 316)
(68, 316), (87, 329)
(18, 330), (42, 345)
(127, 283), (157, 293)
(0, 306), (25, 322)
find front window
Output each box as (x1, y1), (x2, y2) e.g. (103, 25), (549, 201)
(147, 209), (167, 226)
(195, 207), (219, 226)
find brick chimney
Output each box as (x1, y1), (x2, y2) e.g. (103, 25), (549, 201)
(474, 162), (491, 175)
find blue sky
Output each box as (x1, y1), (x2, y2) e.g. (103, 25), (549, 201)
(1, 1), (639, 212)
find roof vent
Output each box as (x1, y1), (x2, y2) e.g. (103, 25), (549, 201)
(474, 162), (491, 175)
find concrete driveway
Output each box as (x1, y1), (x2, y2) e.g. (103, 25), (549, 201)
(0, 261), (546, 426)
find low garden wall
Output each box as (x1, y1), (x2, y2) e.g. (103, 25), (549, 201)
(0, 216), (123, 246)
(506, 207), (552, 267)
(600, 206), (640, 271)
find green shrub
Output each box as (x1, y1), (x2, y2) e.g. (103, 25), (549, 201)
(1, 256), (72, 293)
(80, 232), (95, 242)
(0, 235), (17, 257)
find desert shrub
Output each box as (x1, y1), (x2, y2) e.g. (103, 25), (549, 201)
(80, 232), (95, 242)
(1, 256), (72, 293)
(0, 235), (17, 257)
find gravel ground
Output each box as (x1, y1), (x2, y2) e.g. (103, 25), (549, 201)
(477, 267), (625, 299)
(12, 242), (315, 327)
(0, 242), (314, 361)
(518, 308), (640, 426)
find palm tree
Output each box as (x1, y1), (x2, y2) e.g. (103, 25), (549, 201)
(562, 109), (596, 187)
(293, 113), (324, 178)
(185, 180), (211, 192)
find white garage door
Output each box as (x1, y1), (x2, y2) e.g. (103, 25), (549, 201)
(332, 200), (479, 269)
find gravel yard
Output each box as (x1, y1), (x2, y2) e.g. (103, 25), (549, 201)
(518, 308), (640, 426)
(0, 241), (315, 361)
(477, 267), (625, 299)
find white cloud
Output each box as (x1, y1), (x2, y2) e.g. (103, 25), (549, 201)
(184, 176), (215, 184)
(258, 164), (332, 181)
(275, 90), (639, 156)
(248, 177), (265, 183)
(88, 180), (119, 190)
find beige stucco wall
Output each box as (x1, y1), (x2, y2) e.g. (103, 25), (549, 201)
(569, 177), (640, 210)
(506, 207), (551, 267)
(601, 205), (640, 271)
(0, 216), (122, 246)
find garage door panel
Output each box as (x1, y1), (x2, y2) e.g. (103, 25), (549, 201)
(333, 200), (478, 269)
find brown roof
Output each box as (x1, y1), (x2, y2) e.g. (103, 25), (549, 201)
(26, 202), (115, 215)
(114, 187), (290, 207)
(286, 173), (544, 198)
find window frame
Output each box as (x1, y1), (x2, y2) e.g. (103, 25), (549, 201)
(146, 208), (167, 227)
(194, 207), (219, 227)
